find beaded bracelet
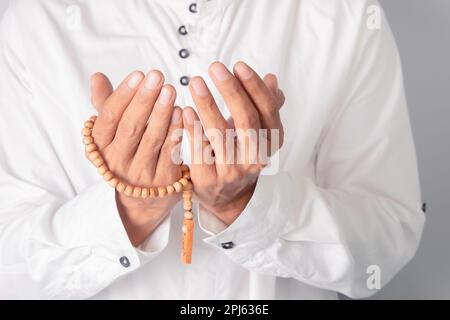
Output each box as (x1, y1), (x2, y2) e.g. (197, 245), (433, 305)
(82, 116), (194, 264)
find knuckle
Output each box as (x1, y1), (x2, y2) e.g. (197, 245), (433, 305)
(251, 77), (266, 94)
(220, 168), (240, 185)
(268, 105), (279, 118)
(242, 112), (260, 128)
(247, 164), (262, 176)
(119, 122), (140, 139)
(114, 88), (135, 105)
(100, 108), (120, 124)
(266, 98), (281, 116)
(125, 168), (141, 184)
(160, 141), (175, 155)
(170, 127), (184, 142)
(135, 91), (151, 105)
(227, 81), (244, 99)
(146, 135), (165, 151)
(109, 161), (127, 178)
(141, 170), (154, 183)
(212, 182), (226, 196)
(204, 96), (217, 110)
(259, 100), (279, 119)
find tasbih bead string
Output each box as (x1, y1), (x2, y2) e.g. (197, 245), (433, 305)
(82, 116), (194, 264)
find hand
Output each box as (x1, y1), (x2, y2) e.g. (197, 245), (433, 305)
(183, 61), (285, 226)
(90, 70), (183, 246)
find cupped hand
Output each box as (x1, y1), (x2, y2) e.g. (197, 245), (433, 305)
(89, 70), (183, 246)
(183, 62), (285, 226)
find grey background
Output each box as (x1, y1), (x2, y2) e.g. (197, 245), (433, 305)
(0, 0), (448, 299)
(374, 0), (450, 299)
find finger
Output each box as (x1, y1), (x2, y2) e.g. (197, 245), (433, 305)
(234, 64), (285, 155)
(277, 89), (286, 108)
(114, 70), (164, 157)
(156, 107), (183, 179)
(263, 73), (277, 97)
(208, 62), (261, 130)
(262, 74), (286, 151)
(133, 85), (176, 177)
(263, 74), (285, 109)
(92, 71), (144, 149)
(233, 62), (281, 131)
(91, 72), (113, 110)
(189, 77), (229, 162)
(183, 107), (216, 169)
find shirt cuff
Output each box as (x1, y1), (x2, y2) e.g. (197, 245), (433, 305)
(136, 214), (172, 264)
(56, 180), (169, 272)
(199, 174), (289, 264)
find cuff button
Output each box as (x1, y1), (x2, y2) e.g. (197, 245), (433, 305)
(120, 256), (131, 268)
(221, 242), (235, 250)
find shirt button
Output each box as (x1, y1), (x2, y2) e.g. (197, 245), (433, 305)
(189, 3), (198, 13)
(179, 48), (190, 59)
(119, 256), (131, 268)
(221, 242), (235, 250)
(178, 25), (188, 36)
(180, 76), (190, 86)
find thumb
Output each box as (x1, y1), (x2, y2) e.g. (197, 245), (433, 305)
(90, 72), (113, 111)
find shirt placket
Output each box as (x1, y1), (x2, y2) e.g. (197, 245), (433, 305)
(176, 0), (222, 103)
(176, 1), (203, 88)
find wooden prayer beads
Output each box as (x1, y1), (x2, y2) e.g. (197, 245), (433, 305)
(82, 116), (194, 264)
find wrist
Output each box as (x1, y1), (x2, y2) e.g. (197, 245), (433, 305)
(116, 192), (169, 246)
(205, 182), (257, 226)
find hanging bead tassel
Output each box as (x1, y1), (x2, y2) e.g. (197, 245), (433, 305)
(82, 116), (195, 264)
(181, 165), (194, 264)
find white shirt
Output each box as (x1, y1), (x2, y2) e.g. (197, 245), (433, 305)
(0, 0), (425, 300)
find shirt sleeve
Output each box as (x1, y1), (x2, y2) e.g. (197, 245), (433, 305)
(0, 4), (169, 299)
(199, 1), (426, 299)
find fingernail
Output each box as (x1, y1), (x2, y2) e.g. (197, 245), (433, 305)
(158, 86), (173, 106)
(171, 109), (181, 125)
(235, 62), (253, 80)
(210, 63), (230, 81)
(183, 109), (196, 126)
(127, 72), (143, 89)
(190, 77), (209, 97)
(144, 71), (162, 90)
